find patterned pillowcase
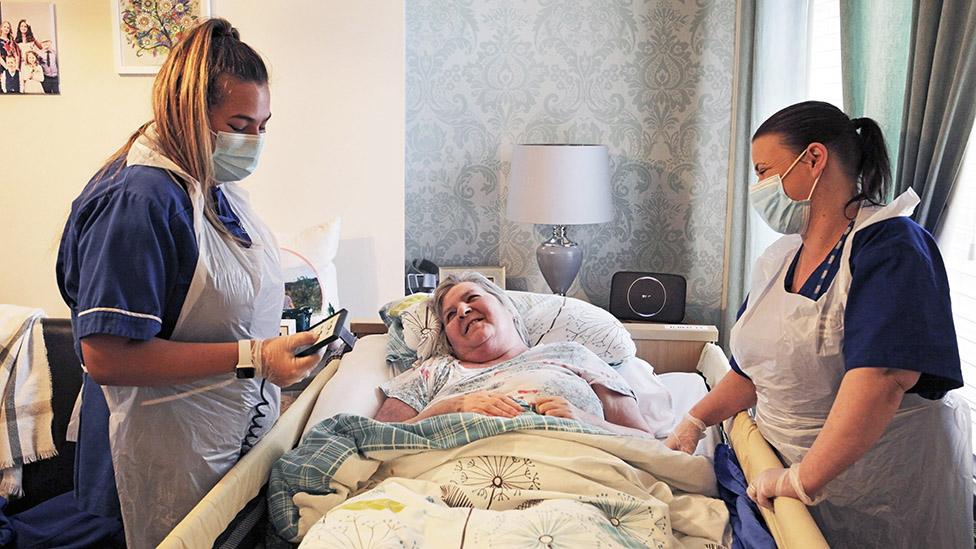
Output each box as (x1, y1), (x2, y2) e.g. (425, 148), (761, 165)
(399, 299), (450, 360)
(378, 293), (431, 372)
(380, 291), (635, 372)
(507, 291), (636, 365)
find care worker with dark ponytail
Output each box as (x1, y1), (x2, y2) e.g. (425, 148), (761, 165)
(666, 101), (971, 548)
(29, 19), (324, 548)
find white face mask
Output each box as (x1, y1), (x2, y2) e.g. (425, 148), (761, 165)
(749, 147), (822, 234)
(211, 131), (265, 183)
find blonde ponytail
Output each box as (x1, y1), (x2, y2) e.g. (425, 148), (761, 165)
(96, 18), (268, 243)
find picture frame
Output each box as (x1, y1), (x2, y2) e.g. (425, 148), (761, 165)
(111, 0), (210, 75)
(279, 318), (297, 337)
(0, 2), (60, 95)
(439, 266), (507, 289)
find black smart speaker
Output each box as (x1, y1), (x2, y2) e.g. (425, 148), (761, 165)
(609, 271), (686, 323)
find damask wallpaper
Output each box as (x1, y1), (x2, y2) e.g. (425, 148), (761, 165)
(405, 0), (736, 326)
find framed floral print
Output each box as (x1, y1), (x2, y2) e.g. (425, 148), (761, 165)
(111, 0), (210, 75)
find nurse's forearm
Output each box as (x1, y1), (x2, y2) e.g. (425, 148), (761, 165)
(798, 367), (920, 497)
(687, 370), (757, 426)
(82, 334), (236, 386)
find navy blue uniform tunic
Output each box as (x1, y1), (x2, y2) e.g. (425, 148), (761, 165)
(730, 217), (961, 399)
(56, 162), (250, 518)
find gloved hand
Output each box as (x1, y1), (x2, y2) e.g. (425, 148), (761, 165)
(251, 331), (325, 387)
(664, 413), (707, 454)
(746, 462), (823, 509)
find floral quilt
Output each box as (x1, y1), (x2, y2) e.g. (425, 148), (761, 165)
(268, 413), (729, 548)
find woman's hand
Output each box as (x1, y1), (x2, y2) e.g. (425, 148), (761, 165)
(747, 463), (823, 509)
(534, 395), (582, 419)
(664, 413), (707, 454)
(452, 392), (523, 418)
(747, 467), (796, 509)
(256, 332), (324, 387)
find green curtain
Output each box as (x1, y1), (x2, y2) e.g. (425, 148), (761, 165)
(721, 0), (756, 348)
(896, 0), (976, 233)
(842, 0), (976, 232)
(722, 0), (811, 347)
(840, 0), (913, 191)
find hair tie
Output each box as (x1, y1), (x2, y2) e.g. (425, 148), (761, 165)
(212, 23), (240, 41)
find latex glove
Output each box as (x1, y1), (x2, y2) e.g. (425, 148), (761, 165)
(746, 462), (823, 509)
(664, 413), (707, 454)
(252, 331), (324, 387)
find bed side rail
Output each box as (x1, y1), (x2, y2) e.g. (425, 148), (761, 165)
(158, 358), (342, 549)
(696, 343), (829, 548)
(727, 412), (830, 549)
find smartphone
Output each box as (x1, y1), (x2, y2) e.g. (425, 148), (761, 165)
(294, 308), (348, 357)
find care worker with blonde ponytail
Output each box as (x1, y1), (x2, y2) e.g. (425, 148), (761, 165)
(13, 19), (324, 548)
(666, 101), (971, 548)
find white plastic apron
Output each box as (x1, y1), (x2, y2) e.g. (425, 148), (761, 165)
(730, 190), (971, 548)
(101, 132), (284, 548)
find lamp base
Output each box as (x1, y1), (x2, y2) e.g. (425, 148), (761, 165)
(536, 225), (582, 296)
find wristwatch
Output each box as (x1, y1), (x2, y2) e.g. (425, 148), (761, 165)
(236, 340), (255, 379)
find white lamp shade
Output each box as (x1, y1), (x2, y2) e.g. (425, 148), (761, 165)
(506, 144), (614, 225)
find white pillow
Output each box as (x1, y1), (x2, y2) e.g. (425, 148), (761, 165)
(277, 219), (341, 317)
(304, 334), (393, 435)
(614, 356), (674, 437)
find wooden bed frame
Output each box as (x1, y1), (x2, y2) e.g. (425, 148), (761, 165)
(159, 322), (828, 548)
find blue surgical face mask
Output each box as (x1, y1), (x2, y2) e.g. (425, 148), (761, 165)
(211, 131), (265, 183)
(749, 147), (822, 234)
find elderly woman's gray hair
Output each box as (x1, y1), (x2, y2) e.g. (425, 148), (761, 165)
(431, 272), (529, 351)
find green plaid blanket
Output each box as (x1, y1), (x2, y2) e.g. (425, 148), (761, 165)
(268, 412), (609, 542)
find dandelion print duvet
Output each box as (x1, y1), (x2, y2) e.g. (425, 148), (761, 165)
(268, 413), (729, 548)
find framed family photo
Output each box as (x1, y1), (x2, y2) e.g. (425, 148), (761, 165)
(111, 0), (210, 75)
(439, 266), (507, 289)
(0, 2), (59, 95)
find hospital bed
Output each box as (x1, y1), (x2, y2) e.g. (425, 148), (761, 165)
(159, 322), (828, 548)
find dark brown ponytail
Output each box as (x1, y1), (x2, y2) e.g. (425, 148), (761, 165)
(754, 101), (893, 207)
(850, 117), (891, 205)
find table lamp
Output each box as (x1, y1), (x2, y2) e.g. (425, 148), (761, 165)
(506, 144), (613, 295)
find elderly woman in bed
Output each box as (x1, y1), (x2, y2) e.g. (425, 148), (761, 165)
(374, 273), (653, 437)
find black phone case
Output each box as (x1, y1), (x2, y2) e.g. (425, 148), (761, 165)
(294, 309), (348, 357)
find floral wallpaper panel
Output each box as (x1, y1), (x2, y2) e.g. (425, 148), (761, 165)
(405, 0), (736, 326)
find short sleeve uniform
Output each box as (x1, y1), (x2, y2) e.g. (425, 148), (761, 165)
(730, 217), (961, 400)
(56, 162), (250, 518)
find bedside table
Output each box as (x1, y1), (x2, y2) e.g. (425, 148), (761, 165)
(350, 319), (389, 337)
(621, 322), (718, 374)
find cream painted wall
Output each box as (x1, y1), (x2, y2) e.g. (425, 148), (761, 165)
(0, 0), (405, 320)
